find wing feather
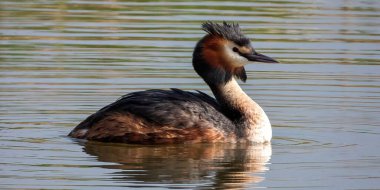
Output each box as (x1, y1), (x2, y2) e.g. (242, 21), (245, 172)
(70, 89), (234, 136)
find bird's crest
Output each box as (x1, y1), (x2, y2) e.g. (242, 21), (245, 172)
(202, 21), (250, 46)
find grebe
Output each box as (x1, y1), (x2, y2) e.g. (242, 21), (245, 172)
(68, 21), (278, 144)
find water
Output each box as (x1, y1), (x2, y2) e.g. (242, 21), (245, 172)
(1, 0), (380, 189)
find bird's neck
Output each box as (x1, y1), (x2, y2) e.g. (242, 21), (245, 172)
(209, 78), (272, 143)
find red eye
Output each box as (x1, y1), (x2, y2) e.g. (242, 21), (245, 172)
(232, 47), (239, 52)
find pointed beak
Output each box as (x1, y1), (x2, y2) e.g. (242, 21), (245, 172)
(243, 52), (279, 63)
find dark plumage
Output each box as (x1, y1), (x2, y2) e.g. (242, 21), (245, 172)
(71, 89), (235, 135)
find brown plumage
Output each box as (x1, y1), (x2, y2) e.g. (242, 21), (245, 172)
(76, 113), (230, 144)
(69, 21), (278, 144)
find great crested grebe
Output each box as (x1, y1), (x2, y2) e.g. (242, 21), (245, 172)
(69, 21), (278, 144)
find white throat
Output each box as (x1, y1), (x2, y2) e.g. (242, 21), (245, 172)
(215, 78), (272, 143)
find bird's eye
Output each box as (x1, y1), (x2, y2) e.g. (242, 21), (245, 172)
(232, 47), (239, 53)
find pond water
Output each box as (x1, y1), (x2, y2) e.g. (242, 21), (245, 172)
(1, 0), (380, 189)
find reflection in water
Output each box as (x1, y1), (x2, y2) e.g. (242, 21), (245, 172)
(83, 142), (272, 189)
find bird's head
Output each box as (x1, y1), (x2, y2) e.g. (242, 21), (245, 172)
(193, 21), (278, 85)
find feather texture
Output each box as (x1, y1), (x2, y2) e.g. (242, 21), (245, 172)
(69, 89), (236, 143)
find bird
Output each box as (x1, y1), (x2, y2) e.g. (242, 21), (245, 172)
(68, 21), (278, 144)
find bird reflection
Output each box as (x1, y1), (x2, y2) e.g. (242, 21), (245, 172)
(83, 142), (272, 189)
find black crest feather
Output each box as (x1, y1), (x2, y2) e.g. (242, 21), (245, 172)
(202, 21), (250, 46)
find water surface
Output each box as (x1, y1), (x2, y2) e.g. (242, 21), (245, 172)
(1, 0), (380, 189)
